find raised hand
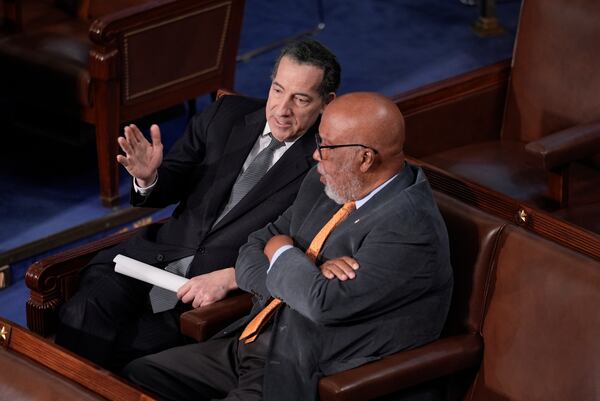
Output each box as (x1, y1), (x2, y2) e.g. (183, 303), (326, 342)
(319, 256), (359, 281)
(116, 124), (163, 187)
(177, 268), (237, 308)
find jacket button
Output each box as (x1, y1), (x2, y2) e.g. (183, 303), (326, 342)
(198, 247), (206, 255)
(156, 254), (164, 262)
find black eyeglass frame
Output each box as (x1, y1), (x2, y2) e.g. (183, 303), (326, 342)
(315, 133), (379, 159)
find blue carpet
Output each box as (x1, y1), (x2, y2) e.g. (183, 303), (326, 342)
(0, 0), (522, 326)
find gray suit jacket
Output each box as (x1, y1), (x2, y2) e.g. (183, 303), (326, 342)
(234, 163), (453, 401)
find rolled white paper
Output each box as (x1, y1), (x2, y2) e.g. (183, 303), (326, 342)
(113, 254), (189, 292)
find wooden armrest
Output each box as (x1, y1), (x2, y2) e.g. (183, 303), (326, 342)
(525, 121), (600, 171)
(26, 229), (138, 294)
(25, 221), (164, 336)
(180, 292), (253, 342)
(319, 334), (483, 401)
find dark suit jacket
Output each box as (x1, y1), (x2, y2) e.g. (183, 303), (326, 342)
(92, 95), (317, 278)
(234, 163), (453, 401)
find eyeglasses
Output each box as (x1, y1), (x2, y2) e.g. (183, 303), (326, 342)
(315, 133), (379, 159)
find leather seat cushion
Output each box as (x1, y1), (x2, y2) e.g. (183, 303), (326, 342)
(423, 141), (551, 209)
(0, 21), (91, 108)
(424, 140), (600, 219)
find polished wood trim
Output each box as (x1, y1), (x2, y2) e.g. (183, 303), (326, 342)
(393, 59), (511, 117)
(24, 215), (165, 336)
(0, 318), (157, 400)
(0, 264), (10, 289)
(409, 157), (600, 260)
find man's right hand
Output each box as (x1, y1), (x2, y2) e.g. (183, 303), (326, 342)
(177, 268), (238, 308)
(116, 124), (163, 187)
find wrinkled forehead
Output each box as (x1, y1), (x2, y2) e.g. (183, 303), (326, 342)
(319, 109), (365, 144)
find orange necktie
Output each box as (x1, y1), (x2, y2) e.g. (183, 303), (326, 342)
(239, 201), (356, 344)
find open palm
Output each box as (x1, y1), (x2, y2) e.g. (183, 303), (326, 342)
(116, 124), (163, 186)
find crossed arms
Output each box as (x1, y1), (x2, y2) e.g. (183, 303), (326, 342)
(235, 194), (444, 325)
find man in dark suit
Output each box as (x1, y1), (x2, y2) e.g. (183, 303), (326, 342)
(124, 92), (453, 401)
(54, 39), (340, 371)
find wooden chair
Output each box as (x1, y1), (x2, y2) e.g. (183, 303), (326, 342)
(0, 0), (245, 206)
(394, 0), (600, 234)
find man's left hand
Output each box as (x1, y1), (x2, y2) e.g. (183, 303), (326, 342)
(320, 256), (359, 281)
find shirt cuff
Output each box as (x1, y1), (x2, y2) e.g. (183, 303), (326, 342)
(267, 245), (294, 273)
(133, 174), (158, 196)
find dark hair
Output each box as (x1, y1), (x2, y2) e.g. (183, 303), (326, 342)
(271, 39), (341, 100)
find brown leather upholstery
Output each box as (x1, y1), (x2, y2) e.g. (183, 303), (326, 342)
(434, 191), (505, 337)
(0, 0), (245, 206)
(0, 317), (157, 400)
(466, 226), (600, 401)
(398, 0), (600, 231)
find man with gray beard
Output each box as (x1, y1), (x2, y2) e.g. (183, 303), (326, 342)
(125, 92), (453, 401)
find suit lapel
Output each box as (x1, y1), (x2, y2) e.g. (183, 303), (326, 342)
(204, 108), (266, 224)
(212, 124), (317, 231)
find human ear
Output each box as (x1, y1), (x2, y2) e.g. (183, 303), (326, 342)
(359, 150), (374, 172)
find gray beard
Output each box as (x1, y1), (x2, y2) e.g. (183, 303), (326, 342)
(324, 184), (346, 205)
(324, 173), (363, 205)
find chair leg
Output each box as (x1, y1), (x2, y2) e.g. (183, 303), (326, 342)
(94, 82), (121, 207)
(96, 103), (120, 207)
(96, 123), (120, 207)
(548, 166), (570, 208)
